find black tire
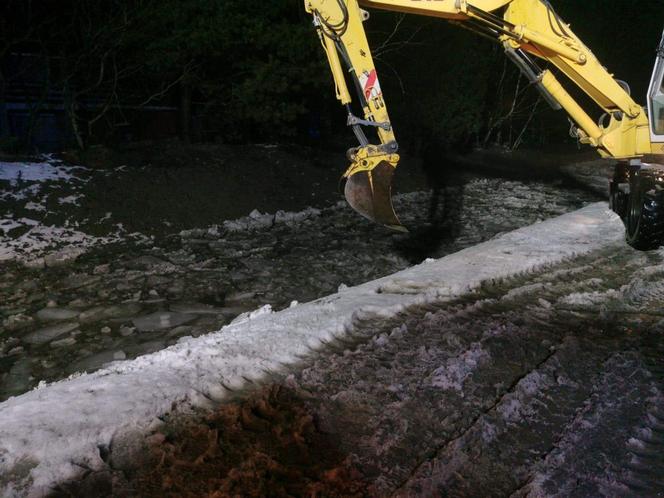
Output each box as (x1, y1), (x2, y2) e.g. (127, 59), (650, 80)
(625, 169), (664, 251)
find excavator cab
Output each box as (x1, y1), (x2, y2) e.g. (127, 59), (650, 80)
(648, 30), (664, 139)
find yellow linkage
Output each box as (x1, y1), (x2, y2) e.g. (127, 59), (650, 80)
(305, 0), (404, 229)
(501, 0), (652, 158)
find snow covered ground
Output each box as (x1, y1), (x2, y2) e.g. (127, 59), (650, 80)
(0, 158), (80, 187)
(0, 226), (121, 265)
(0, 203), (624, 497)
(0, 158), (140, 264)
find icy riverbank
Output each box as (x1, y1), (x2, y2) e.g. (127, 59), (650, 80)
(1, 172), (599, 400)
(0, 203), (623, 497)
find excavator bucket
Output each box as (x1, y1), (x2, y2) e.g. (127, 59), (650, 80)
(344, 160), (407, 232)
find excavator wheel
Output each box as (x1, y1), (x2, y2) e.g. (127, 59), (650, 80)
(625, 167), (664, 251)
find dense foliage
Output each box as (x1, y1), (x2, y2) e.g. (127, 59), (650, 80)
(0, 0), (661, 151)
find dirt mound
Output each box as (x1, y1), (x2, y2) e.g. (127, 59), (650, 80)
(134, 386), (370, 497)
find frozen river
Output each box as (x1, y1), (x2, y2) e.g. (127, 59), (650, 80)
(0, 159), (600, 400)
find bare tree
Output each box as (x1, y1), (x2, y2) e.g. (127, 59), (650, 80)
(480, 55), (543, 150)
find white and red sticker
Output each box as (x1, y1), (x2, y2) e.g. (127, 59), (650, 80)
(359, 69), (382, 101)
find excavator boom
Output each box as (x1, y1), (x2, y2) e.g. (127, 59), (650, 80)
(305, 0), (663, 246)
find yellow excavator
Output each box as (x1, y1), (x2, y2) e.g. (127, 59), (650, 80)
(304, 0), (664, 250)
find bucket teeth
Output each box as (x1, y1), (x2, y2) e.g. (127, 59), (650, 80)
(344, 160), (407, 232)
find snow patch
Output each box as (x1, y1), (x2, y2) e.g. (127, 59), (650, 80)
(23, 202), (46, 212)
(0, 158), (121, 265)
(222, 207), (322, 232)
(558, 289), (621, 307)
(0, 224), (123, 264)
(230, 304), (274, 325)
(0, 160), (84, 185)
(430, 344), (489, 392)
(58, 194), (83, 205)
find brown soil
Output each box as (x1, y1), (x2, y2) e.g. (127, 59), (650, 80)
(133, 386), (371, 498)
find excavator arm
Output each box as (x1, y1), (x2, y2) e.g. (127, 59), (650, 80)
(304, 0), (657, 232)
(305, 0), (404, 230)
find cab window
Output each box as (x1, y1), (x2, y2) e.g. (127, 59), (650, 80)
(653, 70), (664, 135)
(650, 36), (664, 136)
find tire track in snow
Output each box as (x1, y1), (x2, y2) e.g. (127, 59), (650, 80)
(518, 347), (664, 498)
(389, 247), (664, 497)
(395, 337), (615, 497)
(289, 245), (664, 496)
